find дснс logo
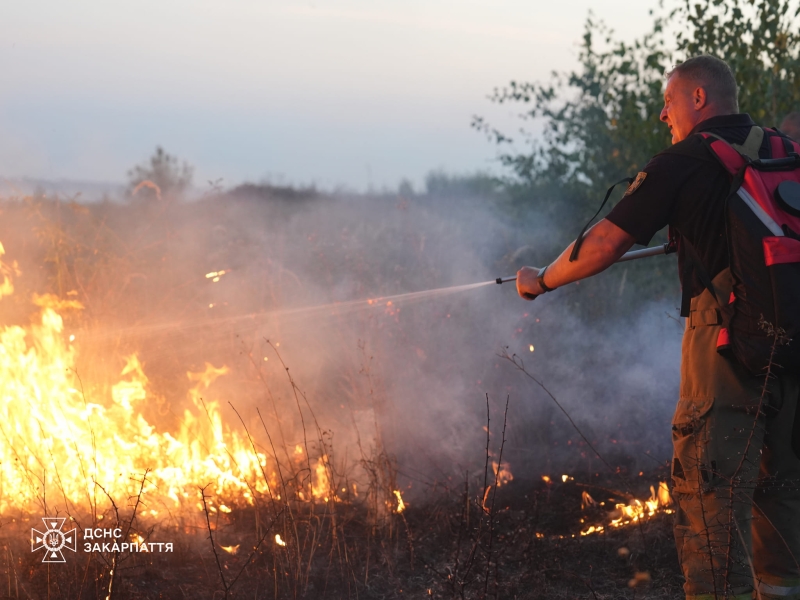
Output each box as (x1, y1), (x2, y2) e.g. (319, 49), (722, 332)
(31, 517), (77, 563)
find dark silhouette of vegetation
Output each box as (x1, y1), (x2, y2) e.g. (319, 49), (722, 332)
(229, 182), (320, 203)
(424, 171), (505, 200)
(127, 146), (194, 200)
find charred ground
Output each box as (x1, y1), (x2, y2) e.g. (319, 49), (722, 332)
(5, 470), (681, 599)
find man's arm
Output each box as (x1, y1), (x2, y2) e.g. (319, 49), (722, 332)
(516, 218), (636, 299)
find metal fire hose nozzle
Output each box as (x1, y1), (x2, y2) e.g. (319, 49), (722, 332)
(495, 240), (676, 284)
(496, 276), (520, 285)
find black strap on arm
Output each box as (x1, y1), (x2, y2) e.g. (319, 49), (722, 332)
(569, 176), (634, 262)
(679, 235), (723, 317)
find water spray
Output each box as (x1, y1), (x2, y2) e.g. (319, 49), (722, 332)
(83, 242), (676, 345)
(494, 241), (676, 285)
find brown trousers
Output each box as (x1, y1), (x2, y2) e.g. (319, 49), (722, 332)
(673, 273), (800, 599)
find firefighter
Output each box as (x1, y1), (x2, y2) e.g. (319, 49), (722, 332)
(517, 55), (800, 599)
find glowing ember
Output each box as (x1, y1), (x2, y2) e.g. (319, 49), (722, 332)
(221, 544), (240, 555)
(529, 344), (534, 352)
(205, 269), (228, 280)
(393, 490), (406, 513)
(275, 534), (286, 547)
(628, 571), (652, 588)
(541, 475), (551, 483)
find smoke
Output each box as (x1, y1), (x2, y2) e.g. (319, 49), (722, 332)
(0, 183), (682, 499)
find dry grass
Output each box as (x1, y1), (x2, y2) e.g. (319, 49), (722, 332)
(0, 192), (683, 598)
(2, 469), (682, 599)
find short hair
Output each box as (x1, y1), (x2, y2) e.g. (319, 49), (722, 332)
(780, 111), (800, 141)
(667, 55), (739, 111)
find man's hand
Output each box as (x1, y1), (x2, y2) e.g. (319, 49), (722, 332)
(516, 266), (543, 300)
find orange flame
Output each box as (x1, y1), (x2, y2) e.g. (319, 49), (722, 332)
(580, 482), (672, 536)
(0, 256), (283, 515)
(393, 490), (406, 513)
(492, 461), (513, 487)
(312, 456), (330, 502)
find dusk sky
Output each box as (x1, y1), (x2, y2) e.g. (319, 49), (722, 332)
(1, 1), (657, 192)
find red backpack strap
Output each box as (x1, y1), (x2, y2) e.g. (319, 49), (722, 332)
(699, 132), (747, 175)
(765, 127), (800, 158)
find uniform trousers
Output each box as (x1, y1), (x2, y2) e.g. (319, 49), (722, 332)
(673, 276), (800, 599)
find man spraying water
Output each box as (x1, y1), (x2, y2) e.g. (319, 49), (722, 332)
(516, 55), (800, 600)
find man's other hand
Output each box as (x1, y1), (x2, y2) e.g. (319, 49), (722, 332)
(516, 266), (543, 300)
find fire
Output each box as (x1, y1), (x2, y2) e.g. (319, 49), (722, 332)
(312, 456), (330, 502)
(221, 544), (239, 555)
(275, 534), (286, 547)
(492, 460), (513, 486)
(657, 481), (670, 506)
(0, 242), (15, 299)
(580, 482), (673, 536)
(535, 477), (674, 539)
(0, 252), (295, 515)
(393, 490), (405, 513)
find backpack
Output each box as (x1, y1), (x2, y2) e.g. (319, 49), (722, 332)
(687, 126), (800, 375)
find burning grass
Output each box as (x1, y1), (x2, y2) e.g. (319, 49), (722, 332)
(0, 191), (683, 597)
(0, 284), (683, 598)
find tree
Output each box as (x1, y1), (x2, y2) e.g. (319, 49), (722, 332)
(476, 0), (800, 220)
(472, 0), (800, 317)
(676, 0), (800, 125)
(127, 146), (194, 201)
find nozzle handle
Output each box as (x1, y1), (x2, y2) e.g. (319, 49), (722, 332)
(495, 241), (676, 284)
(614, 241), (675, 262)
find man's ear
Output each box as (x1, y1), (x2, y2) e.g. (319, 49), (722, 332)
(693, 86), (708, 110)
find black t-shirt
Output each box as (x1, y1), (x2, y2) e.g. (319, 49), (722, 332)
(606, 113), (771, 298)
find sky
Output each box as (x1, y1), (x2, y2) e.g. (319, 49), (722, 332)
(0, 0), (659, 193)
